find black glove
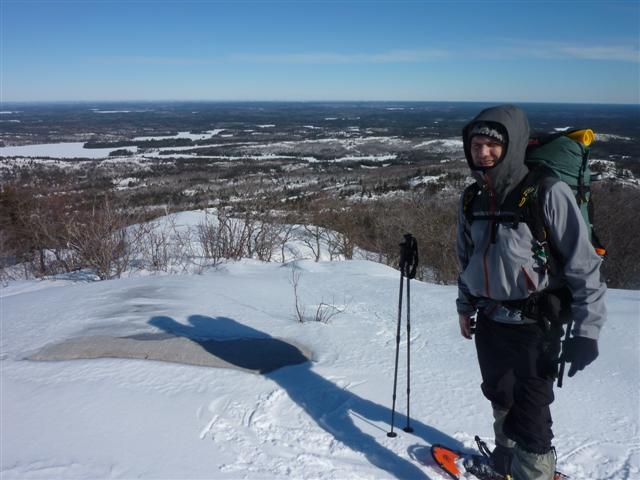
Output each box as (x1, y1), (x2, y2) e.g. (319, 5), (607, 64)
(563, 336), (599, 377)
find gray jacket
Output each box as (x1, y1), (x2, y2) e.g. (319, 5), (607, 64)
(456, 105), (606, 340)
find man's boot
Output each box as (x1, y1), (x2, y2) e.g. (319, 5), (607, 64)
(491, 443), (514, 476)
(511, 444), (556, 480)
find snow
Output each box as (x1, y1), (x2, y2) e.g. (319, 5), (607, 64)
(0, 134), (463, 164)
(114, 177), (140, 189)
(414, 138), (464, 150)
(1, 212), (639, 480)
(133, 130), (225, 141)
(321, 154), (396, 163)
(597, 133), (633, 142)
(91, 110), (132, 114)
(408, 175), (444, 187)
(0, 143), (136, 159)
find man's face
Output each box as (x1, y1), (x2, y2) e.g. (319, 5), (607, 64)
(470, 135), (504, 169)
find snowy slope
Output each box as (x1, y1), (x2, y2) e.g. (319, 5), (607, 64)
(2, 258), (639, 479)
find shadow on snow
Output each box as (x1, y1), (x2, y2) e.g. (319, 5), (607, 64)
(149, 314), (463, 479)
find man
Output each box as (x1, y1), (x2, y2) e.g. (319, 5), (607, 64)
(456, 105), (606, 480)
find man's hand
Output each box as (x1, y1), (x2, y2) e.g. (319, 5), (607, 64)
(459, 313), (474, 339)
(563, 336), (599, 377)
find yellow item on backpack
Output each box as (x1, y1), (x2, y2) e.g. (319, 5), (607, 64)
(566, 129), (595, 147)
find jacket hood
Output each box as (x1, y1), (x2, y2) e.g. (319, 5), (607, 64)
(462, 105), (530, 205)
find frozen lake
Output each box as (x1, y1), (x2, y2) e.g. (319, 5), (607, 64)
(0, 142), (136, 159)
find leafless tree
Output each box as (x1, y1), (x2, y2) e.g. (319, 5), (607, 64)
(300, 224), (325, 262)
(277, 222), (300, 263)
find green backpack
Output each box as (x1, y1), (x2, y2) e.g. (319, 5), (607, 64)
(525, 129), (605, 254)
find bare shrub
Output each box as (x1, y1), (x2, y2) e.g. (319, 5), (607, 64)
(290, 266), (305, 323)
(408, 195), (459, 284)
(1, 184), (82, 277)
(251, 214), (286, 262)
(308, 201), (356, 261)
(289, 264), (345, 323)
(592, 181), (640, 289)
(136, 220), (172, 272)
(0, 229), (14, 283)
(139, 215), (202, 274)
(217, 210), (250, 260)
(300, 224), (325, 262)
(197, 215), (225, 266)
(315, 194), (459, 284)
(276, 221), (300, 263)
(196, 209), (267, 264)
(325, 229), (354, 261)
(170, 222), (200, 274)
(313, 298), (346, 323)
(64, 199), (139, 280)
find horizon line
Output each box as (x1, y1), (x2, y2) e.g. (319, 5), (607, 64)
(2, 99), (639, 107)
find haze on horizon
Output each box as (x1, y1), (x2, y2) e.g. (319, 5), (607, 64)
(1, 1), (639, 105)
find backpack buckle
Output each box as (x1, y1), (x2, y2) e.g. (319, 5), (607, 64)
(533, 240), (549, 271)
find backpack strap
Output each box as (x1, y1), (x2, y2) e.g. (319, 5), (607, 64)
(462, 182), (481, 224)
(461, 170), (570, 271)
(523, 172), (562, 275)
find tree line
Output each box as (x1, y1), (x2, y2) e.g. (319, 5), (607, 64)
(1, 181), (638, 289)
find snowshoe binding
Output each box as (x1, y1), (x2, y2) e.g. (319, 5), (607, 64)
(430, 436), (569, 480)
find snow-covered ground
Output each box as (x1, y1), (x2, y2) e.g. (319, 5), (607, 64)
(0, 135), (463, 162)
(2, 262), (637, 479)
(133, 130), (226, 142)
(0, 142), (137, 159)
(1, 214), (639, 479)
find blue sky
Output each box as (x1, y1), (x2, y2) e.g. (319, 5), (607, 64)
(2, 0), (639, 103)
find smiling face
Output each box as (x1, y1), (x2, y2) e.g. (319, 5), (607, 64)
(470, 135), (505, 169)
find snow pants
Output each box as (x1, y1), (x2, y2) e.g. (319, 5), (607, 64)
(474, 312), (556, 454)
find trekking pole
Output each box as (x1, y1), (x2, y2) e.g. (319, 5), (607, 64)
(404, 234), (418, 433)
(557, 317), (574, 388)
(387, 238), (407, 438)
(387, 251), (404, 438)
(404, 269), (413, 432)
(388, 234), (418, 437)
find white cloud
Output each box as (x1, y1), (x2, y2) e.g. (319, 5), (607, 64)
(229, 42), (639, 66)
(500, 41), (639, 63)
(230, 49), (449, 64)
(95, 57), (217, 66)
(94, 49), (449, 66)
(94, 42), (638, 67)
(556, 45), (639, 63)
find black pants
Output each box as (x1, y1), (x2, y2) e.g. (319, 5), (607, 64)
(475, 312), (557, 454)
